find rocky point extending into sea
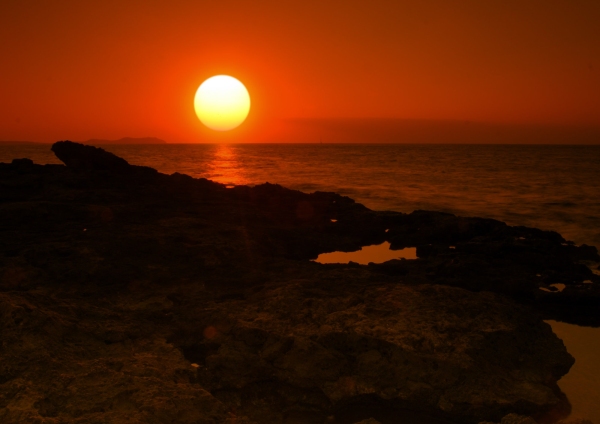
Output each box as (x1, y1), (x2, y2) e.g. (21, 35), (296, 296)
(0, 141), (599, 424)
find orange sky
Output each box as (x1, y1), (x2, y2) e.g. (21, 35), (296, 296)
(1, 0), (599, 143)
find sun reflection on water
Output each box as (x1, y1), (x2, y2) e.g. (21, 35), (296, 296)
(207, 144), (247, 186)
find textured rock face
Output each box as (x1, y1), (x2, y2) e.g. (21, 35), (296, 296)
(0, 292), (246, 424)
(0, 142), (593, 423)
(479, 414), (595, 424)
(174, 282), (572, 423)
(478, 414), (538, 424)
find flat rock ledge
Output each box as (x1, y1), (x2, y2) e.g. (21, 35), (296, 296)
(0, 141), (596, 424)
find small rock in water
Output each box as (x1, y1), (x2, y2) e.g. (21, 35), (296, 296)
(11, 158), (34, 168)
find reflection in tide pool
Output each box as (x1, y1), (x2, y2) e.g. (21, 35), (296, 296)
(314, 242), (417, 264)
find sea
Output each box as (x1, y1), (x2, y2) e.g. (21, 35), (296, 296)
(1, 142), (599, 422)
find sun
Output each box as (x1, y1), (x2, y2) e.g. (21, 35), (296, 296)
(194, 75), (251, 131)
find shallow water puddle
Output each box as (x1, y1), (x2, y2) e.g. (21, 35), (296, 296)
(539, 283), (567, 293)
(314, 242), (417, 264)
(548, 321), (600, 423)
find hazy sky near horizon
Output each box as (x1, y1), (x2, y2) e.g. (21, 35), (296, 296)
(1, 0), (599, 143)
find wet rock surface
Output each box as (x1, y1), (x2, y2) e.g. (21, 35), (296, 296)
(0, 141), (597, 423)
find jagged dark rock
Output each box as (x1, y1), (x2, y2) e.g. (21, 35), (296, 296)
(51, 140), (131, 171)
(0, 143), (597, 423)
(10, 158), (34, 169)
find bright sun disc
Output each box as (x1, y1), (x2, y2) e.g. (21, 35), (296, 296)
(194, 75), (250, 131)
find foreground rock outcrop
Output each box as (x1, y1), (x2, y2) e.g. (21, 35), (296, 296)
(0, 141), (598, 423)
(176, 282), (571, 423)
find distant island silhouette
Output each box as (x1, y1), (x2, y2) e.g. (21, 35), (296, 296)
(1, 137), (168, 145)
(84, 137), (167, 145)
(0, 140), (44, 144)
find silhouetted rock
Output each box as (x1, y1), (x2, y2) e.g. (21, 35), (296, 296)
(51, 140), (131, 170)
(0, 143), (597, 423)
(577, 244), (600, 261)
(10, 158), (34, 171)
(10, 157), (33, 166)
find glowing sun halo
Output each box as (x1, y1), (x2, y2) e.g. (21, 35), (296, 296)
(194, 75), (250, 131)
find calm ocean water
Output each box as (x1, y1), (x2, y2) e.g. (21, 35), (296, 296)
(2, 142), (600, 421)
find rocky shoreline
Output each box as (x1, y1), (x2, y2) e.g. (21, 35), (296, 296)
(1, 141), (598, 423)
